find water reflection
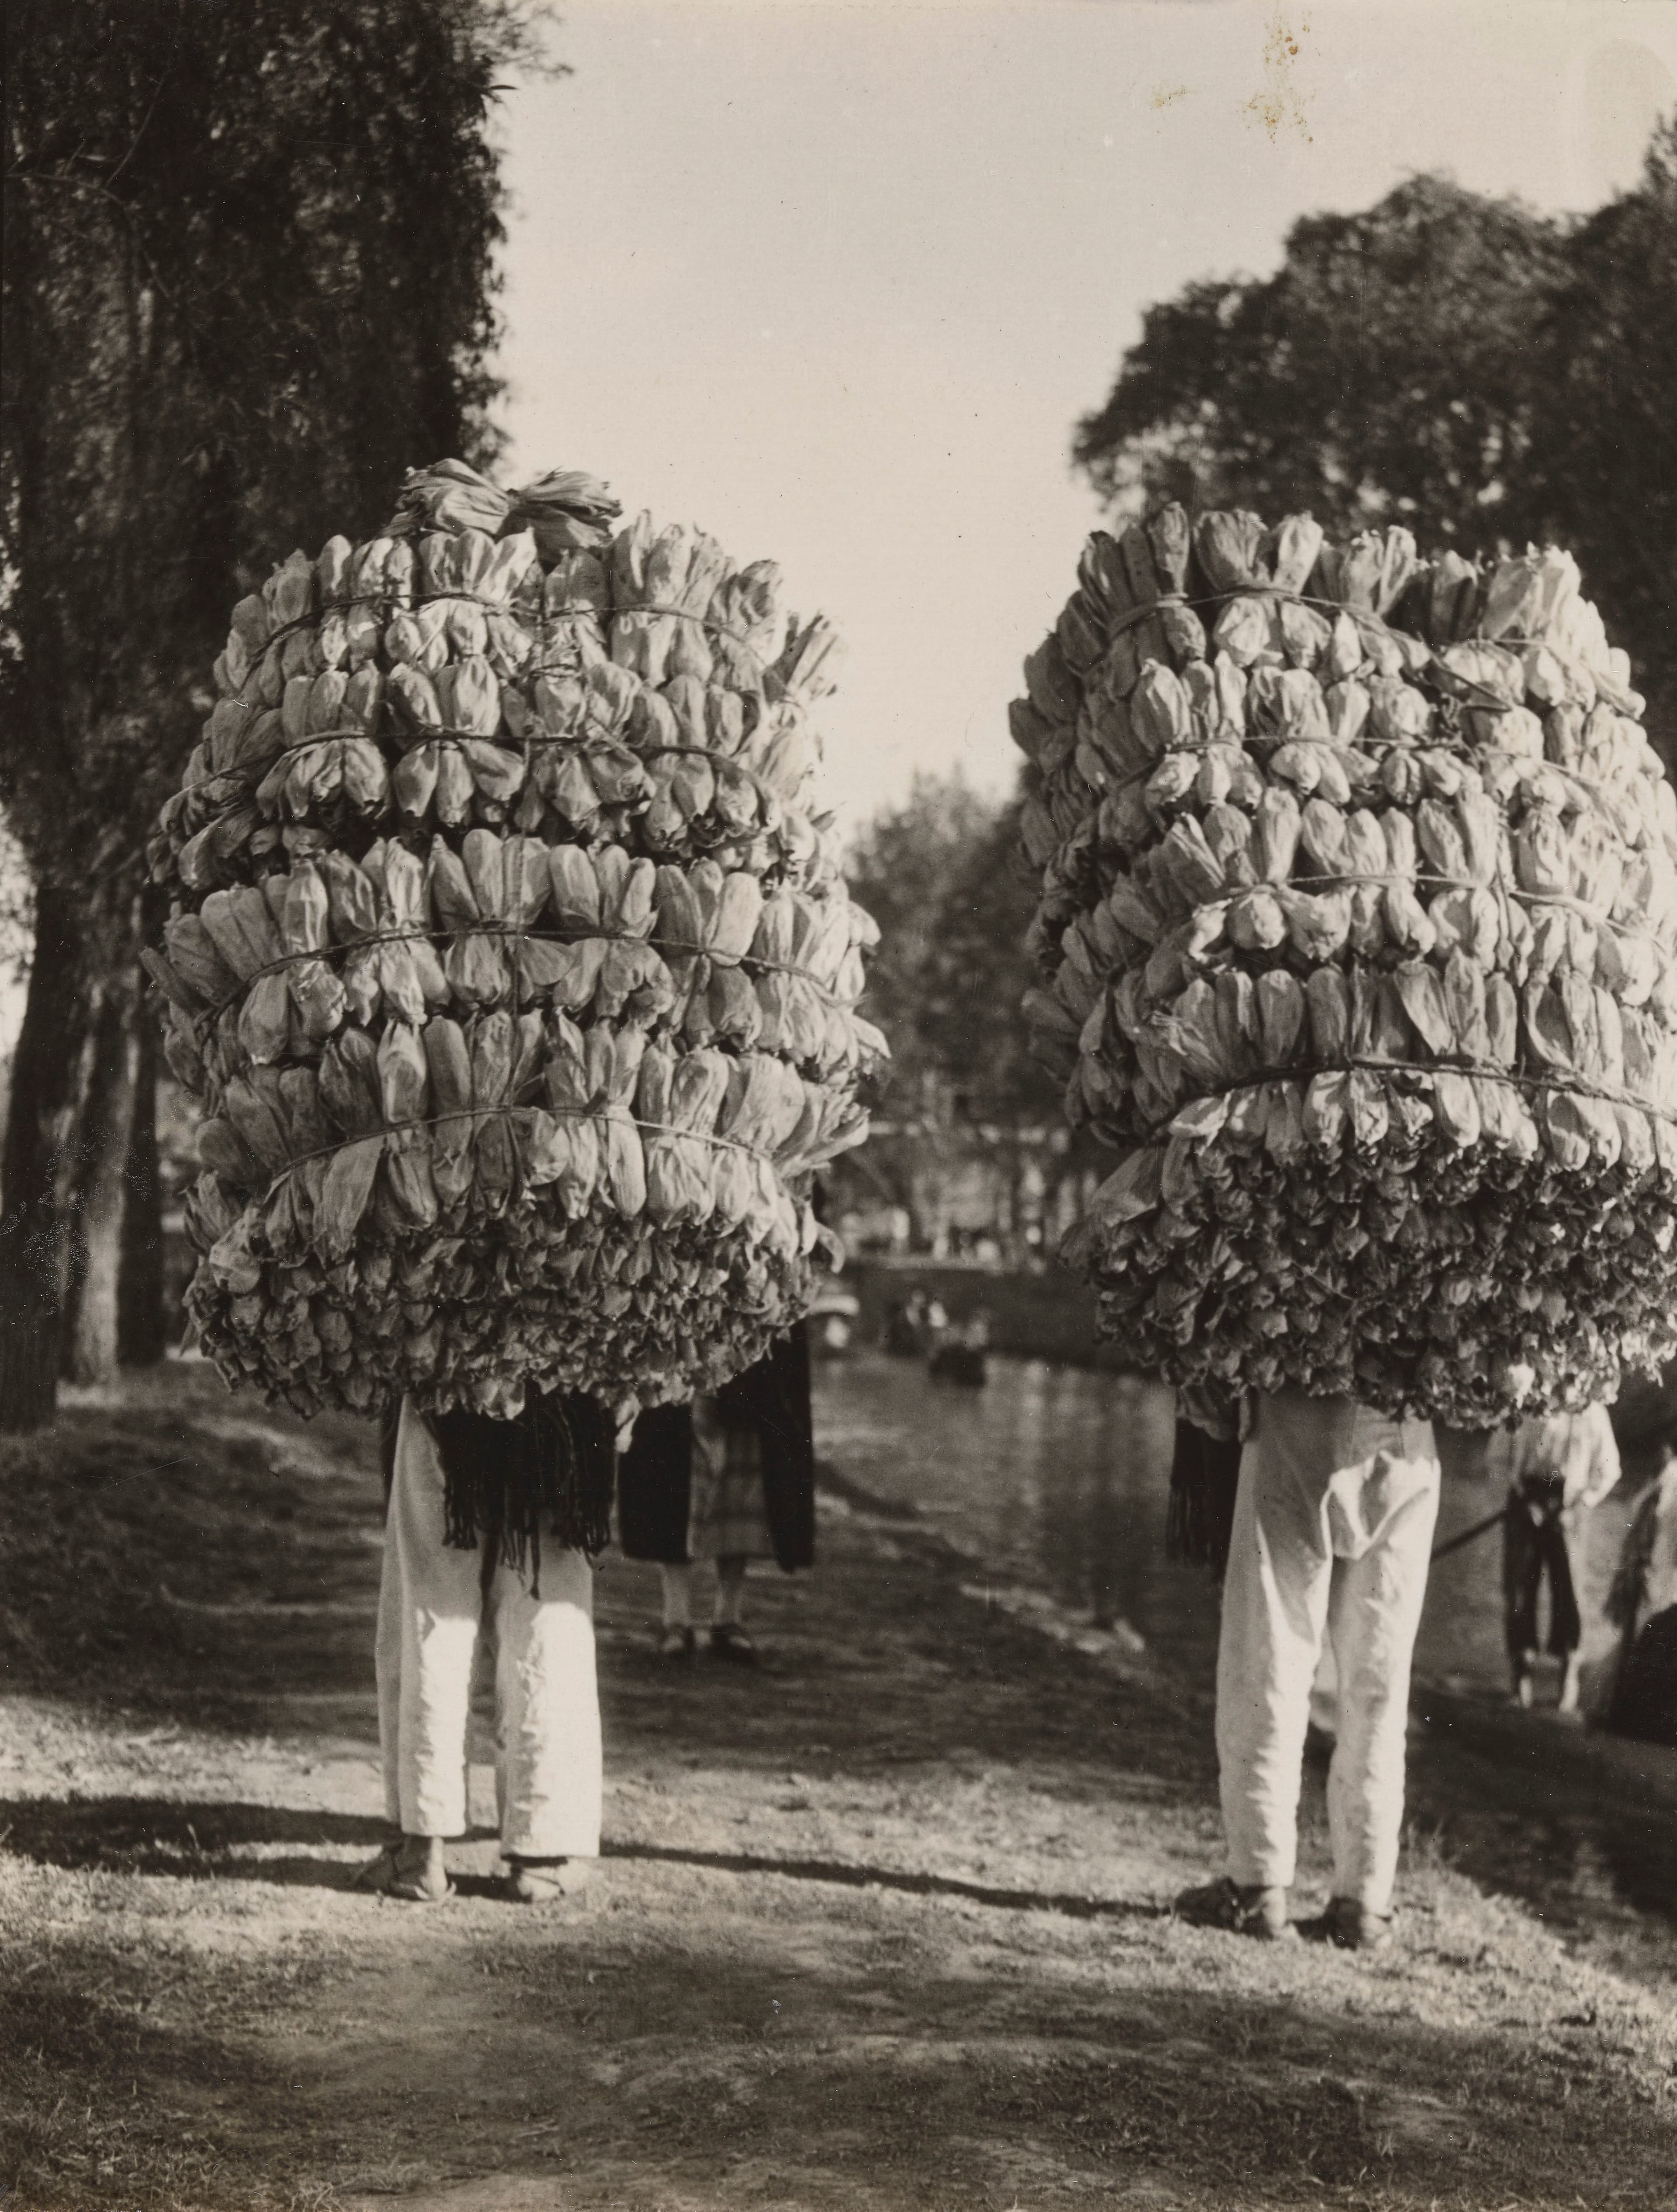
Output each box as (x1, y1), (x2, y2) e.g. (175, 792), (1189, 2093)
(811, 1353), (1636, 1706)
(813, 1353), (1213, 1682)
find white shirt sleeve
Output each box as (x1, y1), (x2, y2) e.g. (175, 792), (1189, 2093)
(1565, 1406), (1621, 1509)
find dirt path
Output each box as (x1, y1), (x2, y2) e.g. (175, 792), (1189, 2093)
(3, 1365), (1675, 2210)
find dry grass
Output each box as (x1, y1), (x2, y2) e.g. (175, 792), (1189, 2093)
(2, 1364), (1674, 2211)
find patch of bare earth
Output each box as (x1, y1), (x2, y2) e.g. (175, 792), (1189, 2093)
(3, 1366), (1674, 2209)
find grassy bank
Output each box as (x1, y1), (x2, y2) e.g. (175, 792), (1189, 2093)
(2, 1363), (1675, 2211)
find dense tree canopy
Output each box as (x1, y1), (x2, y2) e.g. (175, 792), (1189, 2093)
(1073, 127), (1677, 744)
(1074, 173), (1567, 548)
(0, 0), (550, 1424)
(3, 0), (545, 889)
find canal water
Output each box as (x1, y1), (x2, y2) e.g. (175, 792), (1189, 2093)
(811, 1351), (1637, 1709)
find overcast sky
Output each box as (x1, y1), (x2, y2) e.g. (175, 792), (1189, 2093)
(493, 0), (1677, 836)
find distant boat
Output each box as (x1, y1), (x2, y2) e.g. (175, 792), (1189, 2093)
(929, 1340), (987, 1387)
(883, 1307), (923, 1357)
(929, 1315), (990, 1387)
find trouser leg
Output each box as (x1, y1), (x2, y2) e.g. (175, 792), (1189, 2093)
(1543, 1519), (1583, 1656)
(491, 1545), (603, 1860)
(714, 1555), (749, 1626)
(659, 1562), (694, 1627)
(1324, 1477), (1438, 1914)
(387, 1401), (484, 1839)
(374, 1494), (403, 1829)
(1216, 1442), (1332, 1892)
(1503, 1502), (1541, 1660)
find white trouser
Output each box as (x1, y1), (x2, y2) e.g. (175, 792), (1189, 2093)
(374, 1400), (602, 1858)
(1216, 1393), (1439, 1913)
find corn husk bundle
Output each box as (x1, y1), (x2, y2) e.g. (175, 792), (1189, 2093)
(1011, 506), (1677, 1426)
(145, 460), (883, 1420)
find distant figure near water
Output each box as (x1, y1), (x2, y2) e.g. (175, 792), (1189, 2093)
(1489, 1406), (1621, 1713)
(928, 1310), (990, 1387)
(883, 1289), (948, 1359)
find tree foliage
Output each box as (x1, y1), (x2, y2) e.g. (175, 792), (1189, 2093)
(2, 0), (548, 891)
(841, 774), (1096, 1251)
(846, 773), (992, 1115)
(917, 799), (1064, 1130)
(0, 0), (550, 1421)
(1073, 132), (1677, 740)
(1530, 121), (1677, 751)
(846, 774), (1059, 1132)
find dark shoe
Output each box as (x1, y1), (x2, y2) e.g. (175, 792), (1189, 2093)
(503, 1856), (593, 1904)
(709, 1622), (758, 1666)
(1304, 1896), (1394, 1953)
(658, 1625), (697, 1662)
(1173, 1875), (1294, 1940)
(352, 1841), (403, 1893)
(354, 1835), (452, 1902)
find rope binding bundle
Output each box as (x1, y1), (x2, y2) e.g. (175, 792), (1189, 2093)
(147, 456), (887, 1428)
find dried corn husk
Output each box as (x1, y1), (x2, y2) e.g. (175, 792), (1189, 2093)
(1014, 506), (1676, 1427)
(146, 459), (882, 1422)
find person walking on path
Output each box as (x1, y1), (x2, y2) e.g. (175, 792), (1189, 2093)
(1175, 1392), (1440, 1952)
(617, 1324), (815, 1665)
(1491, 1405), (1620, 1713)
(357, 1388), (616, 1903)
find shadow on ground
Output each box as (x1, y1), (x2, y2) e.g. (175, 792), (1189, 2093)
(0, 1789), (1175, 1922)
(6, 1363), (1675, 1972)
(0, 1794), (390, 1887)
(6, 1874), (1674, 2212)
(5, 1369), (1677, 2210)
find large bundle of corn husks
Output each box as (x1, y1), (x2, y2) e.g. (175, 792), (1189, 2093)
(145, 461), (883, 1421)
(1013, 506), (1677, 1427)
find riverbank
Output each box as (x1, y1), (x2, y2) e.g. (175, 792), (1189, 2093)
(3, 1364), (1675, 2211)
(812, 1350), (1655, 1716)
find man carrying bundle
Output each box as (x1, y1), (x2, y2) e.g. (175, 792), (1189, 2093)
(1175, 1393), (1440, 1951)
(1491, 1406), (1620, 1713)
(357, 1389), (615, 1904)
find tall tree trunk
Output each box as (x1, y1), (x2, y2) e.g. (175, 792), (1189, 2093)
(0, 887), (91, 1432)
(62, 962), (140, 1385)
(118, 990), (166, 1367)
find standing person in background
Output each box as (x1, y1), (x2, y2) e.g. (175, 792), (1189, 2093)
(1175, 1392), (1439, 1952)
(1604, 1437), (1677, 1743)
(359, 1389), (615, 1903)
(1492, 1405), (1621, 1712)
(618, 1325), (815, 1665)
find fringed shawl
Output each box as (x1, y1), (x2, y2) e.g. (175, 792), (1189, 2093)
(378, 1388), (617, 1592)
(1165, 1420), (1244, 1580)
(617, 1325), (815, 1573)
